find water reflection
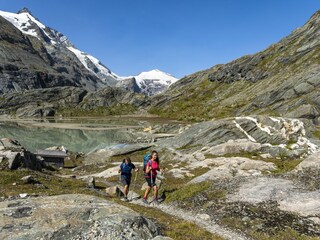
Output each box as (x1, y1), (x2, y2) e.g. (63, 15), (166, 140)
(0, 122), (138, 153)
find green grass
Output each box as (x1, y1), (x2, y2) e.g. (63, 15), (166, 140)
(312, 128), (320, 140)
(119, 200), (223, 240)
(266, 158), (303, 174)
(0, 169), (99, 198)
(166, 181), (212, 203)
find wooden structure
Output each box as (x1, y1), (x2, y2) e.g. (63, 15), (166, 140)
(36, 150), (67, 168)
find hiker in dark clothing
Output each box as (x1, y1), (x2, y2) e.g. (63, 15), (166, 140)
(143, 150), (164, 204)
(119, 157), (138, 201)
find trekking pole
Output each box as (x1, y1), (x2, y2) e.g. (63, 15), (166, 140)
(159, 170), (165, 202)
(118, 172), (122, 199)
(150, 167), (154, 205)
(130, 171), (138, 201)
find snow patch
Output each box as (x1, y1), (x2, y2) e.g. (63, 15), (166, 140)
(67, 47), (118, 81)
(0, 10), (53, 43)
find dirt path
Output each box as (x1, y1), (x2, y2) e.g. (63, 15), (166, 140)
(129, 198), (250, 240)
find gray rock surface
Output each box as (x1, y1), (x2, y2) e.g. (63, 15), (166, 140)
(0, 138), (43, 171)
(0, 194), (159, 240)
(227, 177), (320, 221)
(105, 186), (124, 197)
(199, 139), (262, 157)
(86, 143), (154, 164)
(159, 116), (318, 156)
(6, 151), (21, 170)
(294, 151), (320, 171)
(188, 157), (276, 184)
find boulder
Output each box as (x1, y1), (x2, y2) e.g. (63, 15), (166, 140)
(0, 138), (23, 150)
(105, 186), (124, 198)
(6, 151), (21, 170)
(87, 176), (95, 188)
(294, 152), (320, 171)
(20, 175), (34, 184)
(188, 157), (276, 184)
(0, 194), (159, 239)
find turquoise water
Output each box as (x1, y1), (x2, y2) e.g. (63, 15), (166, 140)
(0, 121), (139, 153)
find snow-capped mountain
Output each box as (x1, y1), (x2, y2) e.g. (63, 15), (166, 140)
(133, 69), (178, 96)
(0, 8), (178, 95)
(0, 8), (119, 86)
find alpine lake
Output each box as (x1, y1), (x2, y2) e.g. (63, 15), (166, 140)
(0, 116), (183, 154)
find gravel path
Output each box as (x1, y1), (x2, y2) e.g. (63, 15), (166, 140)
(130, 198), (251, 240)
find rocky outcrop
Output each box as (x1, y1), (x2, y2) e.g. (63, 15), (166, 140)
(0, 86), (149, 117)
(188, 157), (276, 183)
(0, 138), (43, 170)
(294, 151), (320, 171)
(0, 87), (87, 116)
(159, 116), (319, 158)
(227, 177), (320, 227)
(0, 194), (159, 239)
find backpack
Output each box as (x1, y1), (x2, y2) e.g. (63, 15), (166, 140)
(143, 153), (152, 173)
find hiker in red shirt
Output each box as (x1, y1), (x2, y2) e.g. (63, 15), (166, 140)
(143, 150), (163, 204)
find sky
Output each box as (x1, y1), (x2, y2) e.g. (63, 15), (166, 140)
(0, 1), (319, 78)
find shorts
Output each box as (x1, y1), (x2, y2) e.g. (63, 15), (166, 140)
(121, 175), (131, 187)
(145, 177), (156, 187)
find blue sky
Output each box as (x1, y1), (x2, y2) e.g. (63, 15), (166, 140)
(1, 1), (319, 78)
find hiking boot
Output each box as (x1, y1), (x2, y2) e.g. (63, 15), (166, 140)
(153, 199), (160, 205)
(142, 199), (149, 204)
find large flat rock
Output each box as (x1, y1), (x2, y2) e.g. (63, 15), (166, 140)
(294, 151), (320, 171)
(227, 177), (320, 220)
(188, 157), (276, 184)
(0, 194), (158, 240)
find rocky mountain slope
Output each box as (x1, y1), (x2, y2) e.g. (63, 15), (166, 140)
(0, 8), (177, 95)
(150, 10), (320, 123)
(0, 8), (112, 93)
(0, 86), (149, 117)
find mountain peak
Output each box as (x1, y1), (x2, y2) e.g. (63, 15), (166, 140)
(17, 7), (33, 15)
(137, 69), (176, 79)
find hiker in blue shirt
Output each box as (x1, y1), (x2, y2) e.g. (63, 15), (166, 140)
(119, 157), (139, 201)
